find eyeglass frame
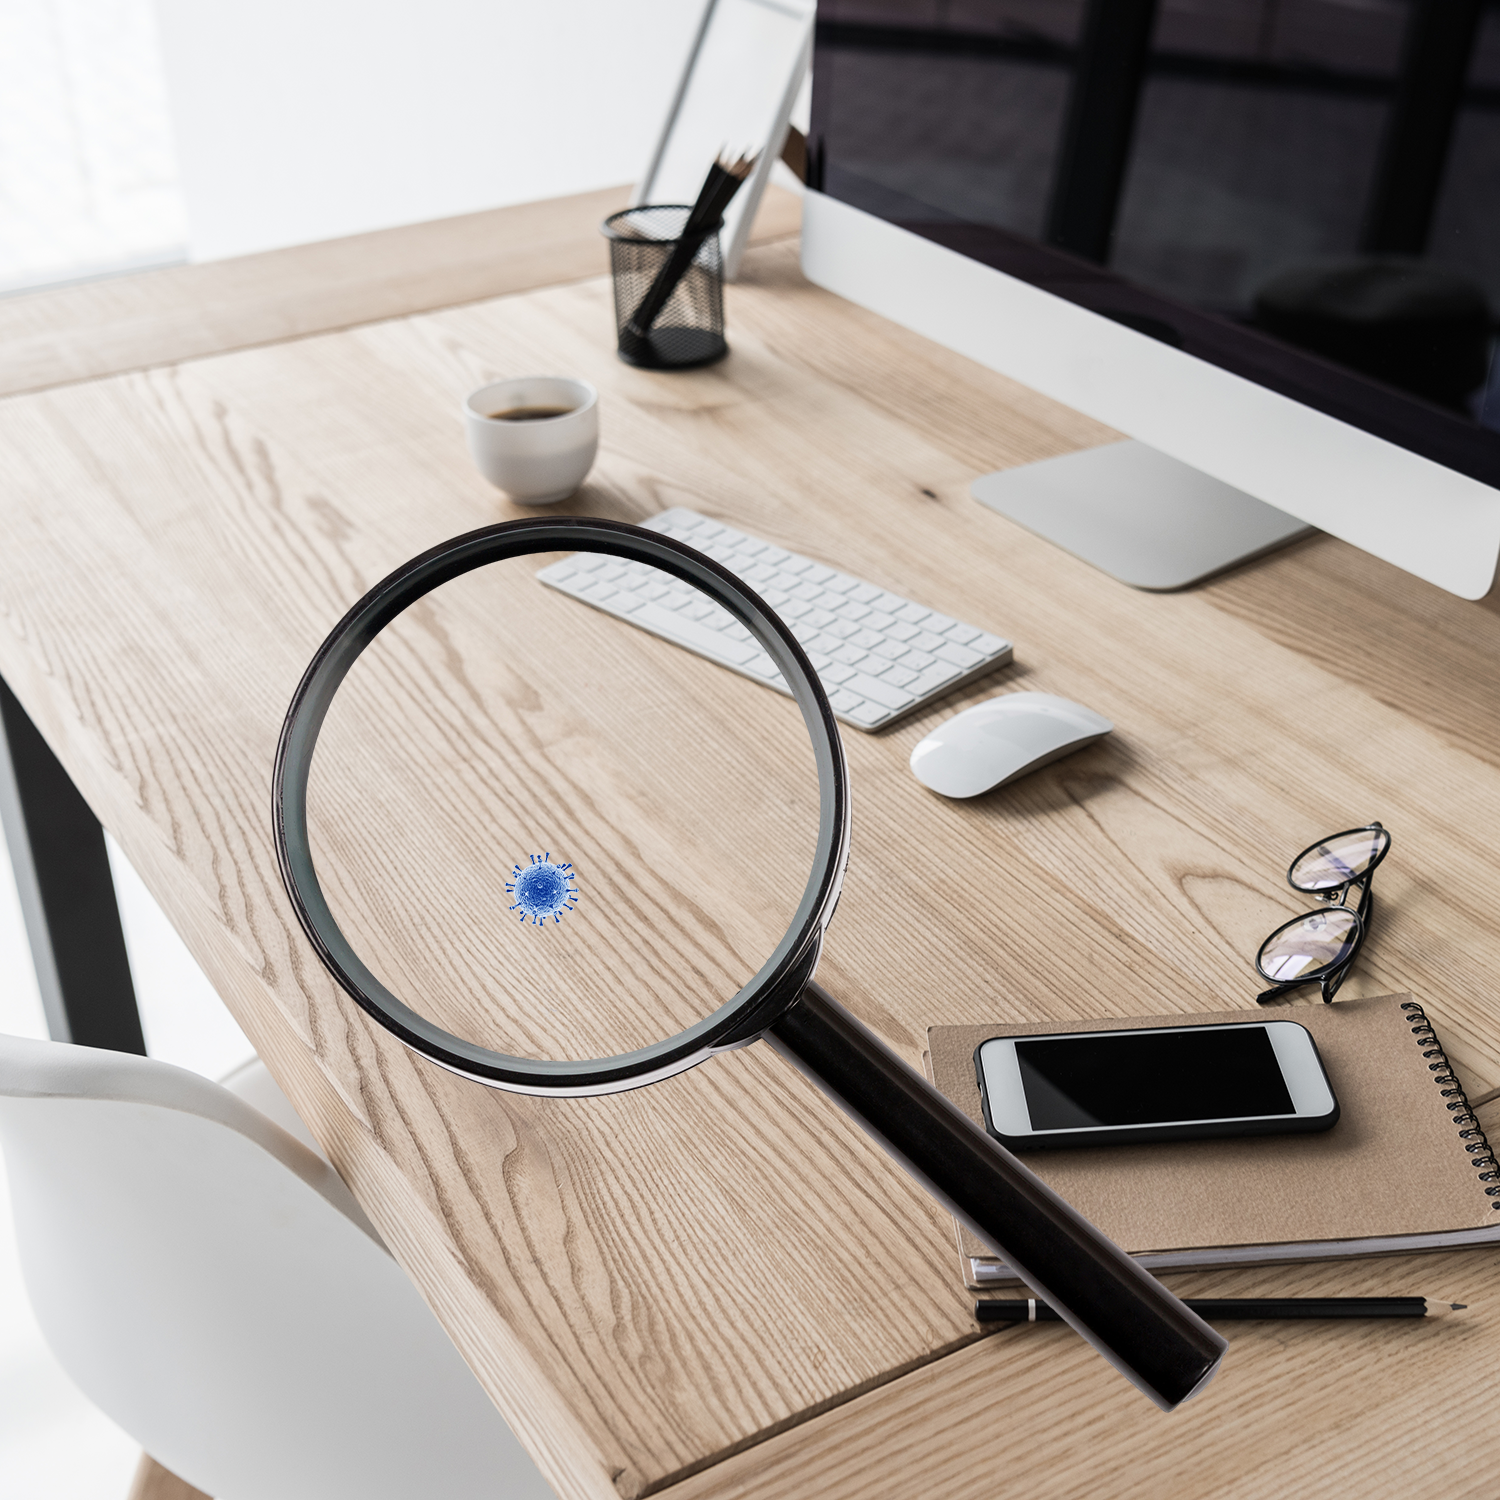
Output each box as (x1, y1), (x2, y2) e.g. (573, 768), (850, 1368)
(1254, 822), (1391, 1005)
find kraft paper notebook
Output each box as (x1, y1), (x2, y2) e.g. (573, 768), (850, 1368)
(924, 995), (1500, 1288)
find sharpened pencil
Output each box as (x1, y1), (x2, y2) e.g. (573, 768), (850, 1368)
(976, 1296), (1468, 1323)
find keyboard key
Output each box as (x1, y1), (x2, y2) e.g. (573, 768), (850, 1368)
(934, 640), (982, 669)
(845, 673), (913, 711)
(911, 664), (960, 697)
(545, 508), (1014, 732)
(635, 602), (759, 664)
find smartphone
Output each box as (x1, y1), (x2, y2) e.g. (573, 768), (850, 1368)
(975, 1020), (1339, 1150)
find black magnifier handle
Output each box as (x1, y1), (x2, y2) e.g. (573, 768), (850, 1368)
(765, 983), (1226, 1411)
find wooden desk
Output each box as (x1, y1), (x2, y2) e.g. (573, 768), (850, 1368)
(2, 189), (1498, 1499)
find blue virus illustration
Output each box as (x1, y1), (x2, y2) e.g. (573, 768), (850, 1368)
(506, 853), (579, 927)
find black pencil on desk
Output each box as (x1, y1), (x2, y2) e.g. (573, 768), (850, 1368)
(976, 1296), (1467, 1323)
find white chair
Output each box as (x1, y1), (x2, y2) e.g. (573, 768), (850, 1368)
(0, 1033), (556, 1500)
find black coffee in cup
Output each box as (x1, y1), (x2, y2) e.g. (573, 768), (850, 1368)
(487, 405), (575, 422)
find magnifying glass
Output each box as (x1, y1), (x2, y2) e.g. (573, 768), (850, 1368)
(273, 516), (1224, 1411)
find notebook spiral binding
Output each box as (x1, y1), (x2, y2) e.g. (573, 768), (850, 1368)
(1402, 1002), (1500, 1209)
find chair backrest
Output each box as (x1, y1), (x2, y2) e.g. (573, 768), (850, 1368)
(0, 1034), (554, 1500)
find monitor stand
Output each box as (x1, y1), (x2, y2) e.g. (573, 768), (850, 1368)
(971, 440), (1311, 591)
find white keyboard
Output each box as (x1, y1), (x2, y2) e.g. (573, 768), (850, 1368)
(536, 509), (1013, 731)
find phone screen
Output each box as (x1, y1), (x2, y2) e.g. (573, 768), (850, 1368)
(1016, 1027), (1295, 1129)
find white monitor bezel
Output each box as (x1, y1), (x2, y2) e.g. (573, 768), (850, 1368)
(801, 188), (1500, 600)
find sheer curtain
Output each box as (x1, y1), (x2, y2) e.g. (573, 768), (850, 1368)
(0, 0), (186, 293)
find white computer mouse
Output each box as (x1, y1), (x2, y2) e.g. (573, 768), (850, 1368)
(909, 691), (1113, 799)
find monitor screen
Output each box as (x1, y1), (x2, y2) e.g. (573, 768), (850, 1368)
(809, 0), (1500, 490)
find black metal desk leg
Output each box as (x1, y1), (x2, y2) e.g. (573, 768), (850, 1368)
(0, 677), (144, 1053)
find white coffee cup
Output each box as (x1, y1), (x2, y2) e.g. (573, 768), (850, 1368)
(463, 376), (599, 504)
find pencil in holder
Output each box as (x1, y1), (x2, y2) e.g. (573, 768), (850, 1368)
(603, 206), (728, 370)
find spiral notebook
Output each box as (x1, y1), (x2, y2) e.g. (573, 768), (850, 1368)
(924, 995), (1500, 1287)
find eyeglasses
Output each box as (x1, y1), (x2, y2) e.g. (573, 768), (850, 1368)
(1255, 823), (1391, 1005)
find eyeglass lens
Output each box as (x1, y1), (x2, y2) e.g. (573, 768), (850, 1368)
(1258, 906), (1361, 984)
(1288, 826), (1387, 891)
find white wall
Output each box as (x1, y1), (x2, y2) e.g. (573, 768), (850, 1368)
(154, 0), (707, 261)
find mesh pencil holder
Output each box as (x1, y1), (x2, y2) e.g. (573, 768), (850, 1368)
(603, 205), (728, 370)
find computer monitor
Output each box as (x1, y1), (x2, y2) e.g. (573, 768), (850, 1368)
(800, 0), (1500, 599)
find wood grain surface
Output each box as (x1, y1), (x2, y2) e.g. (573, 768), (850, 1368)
(659, 1219), (1500, 1500)
(0, 184), (804, 400)
(2, 229), (1499, 1500)
(125, 1455), (210, 1500)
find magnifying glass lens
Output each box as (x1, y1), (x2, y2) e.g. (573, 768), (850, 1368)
(304, 544), (823, 1064)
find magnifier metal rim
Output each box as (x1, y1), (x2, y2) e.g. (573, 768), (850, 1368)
(273, 516), (851, 1097)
